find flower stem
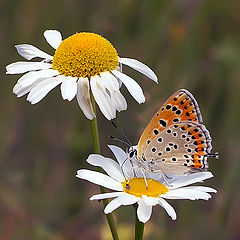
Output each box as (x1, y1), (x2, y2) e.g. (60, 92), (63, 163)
(90, 111), (101, 154)
(134, 204), (145, 240)
(90, 93), (119, 240)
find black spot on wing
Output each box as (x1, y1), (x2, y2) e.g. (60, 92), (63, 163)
(153, 129), (159, 135)
(159, 119), (167, 127)
(166, 105), (171, 110)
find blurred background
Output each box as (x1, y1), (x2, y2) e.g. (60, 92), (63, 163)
(1, 0), (240, 239)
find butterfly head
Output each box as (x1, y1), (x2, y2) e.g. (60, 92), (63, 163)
(127, 146), (156, 173)
(127, 145), (137, 160)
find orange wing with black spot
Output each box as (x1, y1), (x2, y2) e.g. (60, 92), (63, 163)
(137, 89), (214, 174)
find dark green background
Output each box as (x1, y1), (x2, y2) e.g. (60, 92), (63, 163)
(1, 0), (240, 239)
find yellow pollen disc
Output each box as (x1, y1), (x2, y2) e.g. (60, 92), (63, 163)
(122, 178), (168, 198)
(52, 32), (119, 78)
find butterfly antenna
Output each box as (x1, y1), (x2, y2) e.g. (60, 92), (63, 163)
(109, 136), (131, 148)
(111, 121), (132, 146)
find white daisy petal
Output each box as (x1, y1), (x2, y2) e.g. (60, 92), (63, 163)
(90, 192), (123, 201)
(90, 75), (116, 120)
(16, 69), (59, 88)
(60, 77), (78, 101)
(13, 71), (40, 94)
(117, 193), (139, 205)
(76, 77), (95, 120)
(26, 75), (64, 104)
(44, 30), (62, 49)
(87, 154), (124, 182)
(76, 169), (123, 191)
(184, 186), (217, 193)
(158, 198), (177, 220)
(100, 71), (127, 112)
(13, 75), (54, 98)
(13, 82), (34, 98)
(100, 71), (119, 91)
(15, 44), (53, 60)
(112, 70), (145, 104)
(162, 188), (212, 200)
(170, 172), (214, 189)
(107, 145), (132, 177)
(104, 198), (122, 214)
(119, 57), (158, 83)
(142, 195), (159, 206)
(137, 200), (153, 223)
(6, 62), (52, 74)
(108, 145), (127, 165)
(111, 90), (127, 112)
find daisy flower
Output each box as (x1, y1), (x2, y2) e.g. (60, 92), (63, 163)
(76, 145), (216, 223)
(6, 30), (158, 120)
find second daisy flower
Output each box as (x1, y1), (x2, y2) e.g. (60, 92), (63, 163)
(6, 30), (158, 120)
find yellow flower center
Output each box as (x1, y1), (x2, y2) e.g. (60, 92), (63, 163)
(122, 178), (168, 198)
(52, 32), (119, 78)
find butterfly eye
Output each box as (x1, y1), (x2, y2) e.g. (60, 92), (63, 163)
(126, 183), (131, 190)
(129, 151), (135, 158)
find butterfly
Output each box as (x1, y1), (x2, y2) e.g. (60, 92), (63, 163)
(129, 89), (217, 178)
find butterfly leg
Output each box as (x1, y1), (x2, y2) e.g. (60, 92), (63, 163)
(161, 173), (173, 187)
(155, 170), (173, 187)
(140, 168), (149, 189)
(120, 158), (131, 181)
(129, 159), (137, 178)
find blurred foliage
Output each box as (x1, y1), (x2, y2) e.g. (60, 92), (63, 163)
(1, 0), (240, 239)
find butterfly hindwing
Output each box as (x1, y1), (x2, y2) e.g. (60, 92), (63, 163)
(144, 121), (212, 175)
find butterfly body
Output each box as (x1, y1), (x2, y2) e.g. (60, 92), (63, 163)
(134, 89), (214, 176)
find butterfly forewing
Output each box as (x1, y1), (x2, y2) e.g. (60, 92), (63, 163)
(137, 89), (203, 159)
(137, 89), (213, 175)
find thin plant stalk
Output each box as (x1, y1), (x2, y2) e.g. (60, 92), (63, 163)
(90, 92), (119, 240)
(134, 204), (145, 240)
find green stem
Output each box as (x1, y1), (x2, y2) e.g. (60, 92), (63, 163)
(90, 93), (119, 240)
(90, 111), (101, 154)
(134, 204), (145, 240)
